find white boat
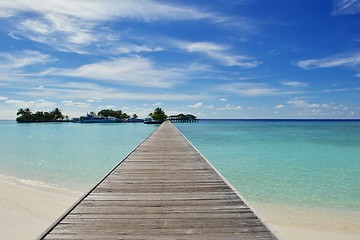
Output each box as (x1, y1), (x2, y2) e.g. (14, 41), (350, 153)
(79, 114), (118, 123)
(143, 116), (163, 124)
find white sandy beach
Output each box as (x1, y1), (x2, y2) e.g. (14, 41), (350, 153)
(0, 179), (80, 240)
(1, 178), (359, 240)
(254, 203), (360, 240)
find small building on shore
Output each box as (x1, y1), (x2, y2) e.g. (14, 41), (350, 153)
(168, 114), (198, 123)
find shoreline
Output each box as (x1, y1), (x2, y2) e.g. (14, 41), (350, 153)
(1, 177), (359, 240)
(0, 178), (80, 240)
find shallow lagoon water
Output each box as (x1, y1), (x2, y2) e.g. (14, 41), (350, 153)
(175, 120), (360, 211)
(0, 120), (359, 212)
(0, 121), (157, 190)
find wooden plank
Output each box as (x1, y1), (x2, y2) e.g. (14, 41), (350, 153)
(38, 121), (279, 240)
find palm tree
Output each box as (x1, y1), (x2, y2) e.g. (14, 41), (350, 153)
(151, 107), (167, 121)
(16, 108), (33, 122)
(51, 108), (64, 120)
(24, 108), (32, 116)
(17, 108), (25, 116)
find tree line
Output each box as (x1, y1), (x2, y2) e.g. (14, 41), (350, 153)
(16, 107), (168, 122)
(97, 109), (132, 120)
(16, 108), (68, 122)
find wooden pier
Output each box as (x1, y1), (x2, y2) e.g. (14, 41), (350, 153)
(39, 121), (279, 240)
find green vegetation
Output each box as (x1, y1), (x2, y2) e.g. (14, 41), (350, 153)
(16, 108), (68, 122)
(15, 107), (162, 123)
(98, 109), (130, 120)
(149, 107), (167, 121)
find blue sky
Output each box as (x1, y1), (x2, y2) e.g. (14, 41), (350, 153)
(0, 0), (359, 119)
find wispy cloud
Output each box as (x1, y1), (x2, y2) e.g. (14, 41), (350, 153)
(218, 83), (298, 96)
(0, 0), (233, 53)
(116, 43), (164, 55)
(4, 99), (56, 108)
(288, 99), (322, 108)
(0, 50), (55, 85)
(0, 0), (218, 22)
(44, 56), (185, 88)
(188, 102), (204, 109)
(178, 41), (261, 68)
(0, 50), (55, 69)
(333, 0), (360, 15)
(18, 81), (207, 101)
(286, 98), (353, 117)
(296, 52), (360, 69)
(288, 98), (349, 111)
(217, 104), (242, 111)
(61, 100), (90, 108)
(281, 81), (308, 87)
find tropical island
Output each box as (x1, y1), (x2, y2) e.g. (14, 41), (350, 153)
(16, 107), (197, 124)
(16, 108), (69, 123)
(144, 107), (168, 124)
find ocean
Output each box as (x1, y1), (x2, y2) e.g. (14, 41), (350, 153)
(1, 119), (359, 213)
(0, 121), (158, 191)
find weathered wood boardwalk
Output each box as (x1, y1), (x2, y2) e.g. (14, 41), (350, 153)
(39, 121), (279, 240)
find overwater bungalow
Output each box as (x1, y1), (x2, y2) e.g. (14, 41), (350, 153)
(168, 113), (198, 122)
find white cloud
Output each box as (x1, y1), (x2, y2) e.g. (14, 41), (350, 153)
(281, 81), (308, 87)
(288, 99), (349, 110)
(287, 98), (354, 118)
(86, 97), (102, 103)
(296, 52), (360, 70)
(4, 99), (24, 105)
(116, 43), (164, 55)
(61, 100), (90, 108)
(0, 96), (8, 101)
(44, 56), (184, 88)
(4, 99), (56, 108)
(19, 81), (207, 101)
(333, 0), (360, 15)
(189, 102), (203, 108)
(218, 83), (297, 96)
(275, 104), (285, 109)
(220, 98), (227, 101)
(151, 102), (163, 107)
(288, 99), (321, 108)
(179, 41), (261, 68)
(321, 88), (349, 93)
(0, 0), (234, 24)
(0, 0), (229, 53)
(0, 50), (55, 69)
(218, 104), (242, 111)
(36, 100), (56, 107)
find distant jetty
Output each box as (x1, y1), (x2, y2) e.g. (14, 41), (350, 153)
(144, 109), (198, 124)
(168, 113), (198, 122)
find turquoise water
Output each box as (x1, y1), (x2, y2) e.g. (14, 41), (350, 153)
(0, 121), (157, 190)
(176, 120), (360, 211)
(0, 120), (359, 212)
